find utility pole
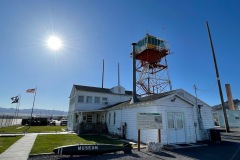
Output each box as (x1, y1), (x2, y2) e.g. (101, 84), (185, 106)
(206, 21), (230, 133)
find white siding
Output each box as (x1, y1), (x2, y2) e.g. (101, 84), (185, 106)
(68, 86), (214, 142)
(75, 91), (131, 111)
(176, 90), (214, 140)
(106, 94), (214, 144)
(106, 97), (196, 144)
(218, 110), (240, 128)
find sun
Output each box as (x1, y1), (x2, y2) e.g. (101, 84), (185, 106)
(47, 36), (62, 50)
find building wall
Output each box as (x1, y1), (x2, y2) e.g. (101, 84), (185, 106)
(218, 110), (240, 128)
(67, 88), (132, 131)
(106, 97), (195, 144)
(106, 94), (214, 144)
(74, 90), (132, 111)
(67, 90), (76, 131)
(176, 90), (214, 140)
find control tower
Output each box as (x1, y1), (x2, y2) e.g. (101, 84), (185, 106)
(132, 34), (172, 96)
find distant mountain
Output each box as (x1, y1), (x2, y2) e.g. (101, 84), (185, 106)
(212, 99), (240, 111)
(0, 107), (68, 116)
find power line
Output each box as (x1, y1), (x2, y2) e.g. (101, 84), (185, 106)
(195, 82), (217, 92)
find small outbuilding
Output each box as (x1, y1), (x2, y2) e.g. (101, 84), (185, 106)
(217, 110), (240, 128)
(104, 89), (214, 144)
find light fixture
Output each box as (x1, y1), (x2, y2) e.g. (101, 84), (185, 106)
(171, 97), (176, 102)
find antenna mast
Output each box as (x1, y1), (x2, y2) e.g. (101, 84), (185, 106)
(118, 63), (120, 86)
(102, 59), (104, 88)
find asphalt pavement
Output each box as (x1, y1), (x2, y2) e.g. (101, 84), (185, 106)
(170, 127), (240, 160)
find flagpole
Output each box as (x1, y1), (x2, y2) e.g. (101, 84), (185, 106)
(29, 87), (37, 127)
(12, 102), (18, 126)
(16, 94), (21, 125)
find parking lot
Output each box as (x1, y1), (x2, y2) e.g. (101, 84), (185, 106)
(170, 128), (240, 160)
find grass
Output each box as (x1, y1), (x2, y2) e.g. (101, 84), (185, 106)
(0, 125), (66, 133)
(0, 135), (23, 154)
(30, 134), (124, 154)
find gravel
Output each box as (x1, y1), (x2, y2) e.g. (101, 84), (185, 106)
(28, 149), (195, 160)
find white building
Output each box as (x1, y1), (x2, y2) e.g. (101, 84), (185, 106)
(217, 110), (240, 128)
(67, 85), (133, 132)
(68, 85), (214, 144)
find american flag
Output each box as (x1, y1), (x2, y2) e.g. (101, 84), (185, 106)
(26, 88), (35, 93)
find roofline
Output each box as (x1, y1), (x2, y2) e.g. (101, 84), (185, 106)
(103, 90), (196, 111)
(73, 84), (133, 96)
(177, 88), (211, 107)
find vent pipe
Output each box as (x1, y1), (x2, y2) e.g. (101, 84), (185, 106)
(130, 43), (139, 104)
(225, 84), (235, 110)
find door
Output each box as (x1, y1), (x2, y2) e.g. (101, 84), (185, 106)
(167, 112), (186, 144)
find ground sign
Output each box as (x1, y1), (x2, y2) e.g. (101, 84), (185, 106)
(137, 113), (162, 129)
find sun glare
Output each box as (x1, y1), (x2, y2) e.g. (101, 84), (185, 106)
(47, 36), (62, 50)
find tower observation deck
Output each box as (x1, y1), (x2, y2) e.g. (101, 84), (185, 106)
(132, 34), (172, 96)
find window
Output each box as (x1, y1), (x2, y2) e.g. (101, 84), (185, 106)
(102, 97), (108, 105)
(154, 38), (157, 45)
(235, 117), (239, 120)
(109, 113), (111, 124)
(83, 115), (93, 123)
(148, 37), (151, 44)
(86, 115), (93, 123)
(94, 97), (100, 104)
(157, 39), (160, 46)
(102, 97), (107, 101)
(78, 96), (84, 103)
(114, 112), (116, 125)
(75, 114), (79, 122)
(83, 115), (87, 121)
(101, 115), (105, 123)
(86, 96), (92, 103)
(168, 113), (174, 129)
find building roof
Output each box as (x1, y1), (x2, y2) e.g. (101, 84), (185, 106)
(101, 90), (177, 110)
(73, 85), (133, 95)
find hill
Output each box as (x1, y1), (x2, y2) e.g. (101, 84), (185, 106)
(0, 107), (67, 116)
(212, 99), (240, 111)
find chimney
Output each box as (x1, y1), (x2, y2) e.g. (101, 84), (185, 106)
(225, 84), (235, 110)
(130, 43), (139, 104)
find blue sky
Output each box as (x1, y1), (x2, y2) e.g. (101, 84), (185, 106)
(0, 0), (239, 111)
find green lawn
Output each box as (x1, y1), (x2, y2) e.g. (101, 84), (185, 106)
(0, 125), (66, 133)
(30, 134), (123, 154)
(0, 135), (23, 154)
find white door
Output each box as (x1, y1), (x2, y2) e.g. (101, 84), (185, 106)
(167, 112), (186, 144)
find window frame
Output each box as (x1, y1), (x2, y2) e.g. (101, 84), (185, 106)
(109, 113), (111, 124)
(86, 96), (92, 103)
(78, 96), (84, 103)
(94, 96), (100, 104)
(114, 112), (116, 125)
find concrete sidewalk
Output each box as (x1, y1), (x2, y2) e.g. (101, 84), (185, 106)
(0, 133), (38, 160)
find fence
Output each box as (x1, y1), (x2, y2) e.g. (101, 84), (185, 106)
(0, 115), (22, 128)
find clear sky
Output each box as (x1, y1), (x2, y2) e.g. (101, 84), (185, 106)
(1, 0), (240, 111)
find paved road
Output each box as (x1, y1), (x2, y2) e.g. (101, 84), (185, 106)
(172, 140), (240, 160)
